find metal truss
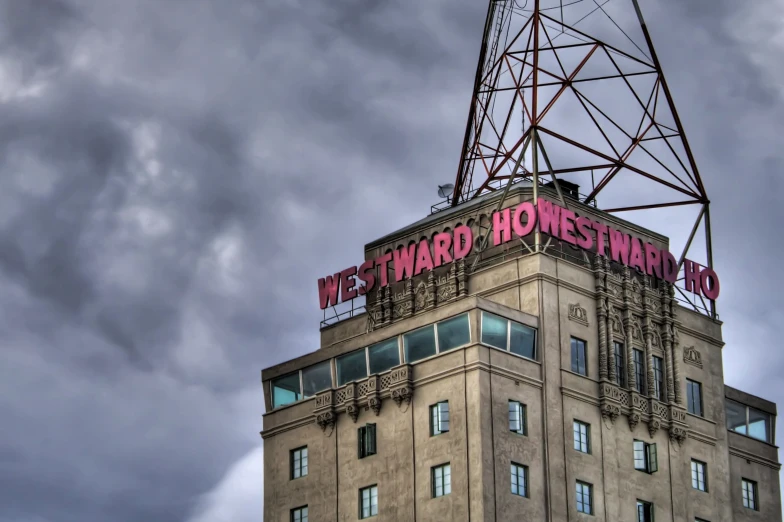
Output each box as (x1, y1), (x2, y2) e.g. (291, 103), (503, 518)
(451, 0), (716, 317)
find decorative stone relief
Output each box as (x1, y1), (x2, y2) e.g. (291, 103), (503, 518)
(368, 396), (381, 416)
(346, 403), (359, 423)
(683, 346), (702, 368)
(568, 303), (589, 326)
(628, 412), (640, 431)
(316, 411), (336, 431)
(391, 386), (413, 407)
(648, 418), (660, 437)
(601, 403), (621, 423)
(669, 426), (687, 445)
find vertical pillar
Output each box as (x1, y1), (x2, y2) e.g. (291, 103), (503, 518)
(594, 256), (609, 380)
(607, 304), (617, 384)
(663, 325), (675, 404)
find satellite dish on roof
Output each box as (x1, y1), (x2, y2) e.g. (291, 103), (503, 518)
(438, 184), (454, 199)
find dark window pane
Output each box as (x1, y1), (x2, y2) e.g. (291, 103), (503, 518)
(273, 372), (301, 408)
(748, 408), (771, 443)
(726, 399), (747, 434)
(571, 338), (587, 375)
(510, 321), (536, 359)
(481, 313), (507, 349)
(633, 349), (645, 394)
(302, 360), (332, 398)
(337, 349), (368, 386)
(404, 325), (437, 363)
(368, 338), (400, 374)
(438, 314), (470, 352)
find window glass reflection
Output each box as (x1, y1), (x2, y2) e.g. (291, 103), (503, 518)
(510, 321), (536, 359)
(726, 399), (747, 434)
(272, 372), (301, 408)
(302, 360), (332, 398)
(336, 349), (368, 386)
(368, 338), (400, 374)
(481, 313), (507, 349)
(404, 325), (437, 363)
(748, 408), (771, 442)
(438, 314), (470, 352)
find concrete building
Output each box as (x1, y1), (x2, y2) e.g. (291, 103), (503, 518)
(261, 184), (781, 522)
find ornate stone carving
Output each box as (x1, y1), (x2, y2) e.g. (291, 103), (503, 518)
(316, 411), (336, 431)
(628, 412), (640, 431)
(647, 419), (660, 437)
(314, 391), (333, 409)
(392, 386), (413, 407)
(683, 346), (702, 368)
(368, 396), (381, 416)
(669, 426), (687, 445)
(601, 403), (621, 423)
(568, 303), (589, 326)
(414, 282), (427, 311)
(346, 403), (359, 423)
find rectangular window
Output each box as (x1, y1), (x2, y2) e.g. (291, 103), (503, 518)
(571, 337), (587, 376)
(481, 312), (537, 360)
(687, 380), (703, 417)
(511, 463), (528, 497)
(437, 314), (471, 352)
(368, 338), (400, 375)
(336, 349), (368, 386)
(291, 506), (308, 522)
(358, 424), (377, 459)
(614, 342), (626, 387)
(403, 314), (471, 364)
(576, 481), (593, 514)
(574, 420), (590, 454)
(359, 485), (378, 519)
(637, 500), (654, 522)
(726, 399), (773, 443)
(633, 349), (645, 394)
(691, 460), (707, 492)
(509, 401), (526, 435)
(430, 401), (450, 436)
(272, 372), (302, 408)
(290, 447), (308, 479)
(652, 356), (664, 401)
(302, 360), (332, 398)
(633, 440), (658, 474)
(742, 479), (758, 510)
(432, 463), (452, 497)
(404, 324), (437, 363)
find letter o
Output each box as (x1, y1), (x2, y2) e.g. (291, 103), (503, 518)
(700, 268), (720, 300)
(513, 201), (537, 238)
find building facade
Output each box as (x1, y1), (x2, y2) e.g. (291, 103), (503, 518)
(261, 185), (781, 521)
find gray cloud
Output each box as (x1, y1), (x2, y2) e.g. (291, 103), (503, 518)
(0, 0), (782, 520)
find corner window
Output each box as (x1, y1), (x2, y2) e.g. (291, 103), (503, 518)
(637, 500), (653, 522)
(437, 314), (470, 352)
(481, 312), (536, 360)
(359, 485), (378, 518)
(509, 401), (526, 435)
(576, 481), (593, 514)
(574, 420), (590, 454)
(726, 399), (773, 443)
(613, 342), (626, 387)
(432, 463), (452, 497)
(358, 424), (377, 459)
(511, 463), (528, 497)
(302, 360), (332, 398)
(687, 380), (703, 417)
(290, 506), (308, 522)
(742, 479), (758, 510)
(290, 447), (308, 479)
(272, 372), (302, 408)
(430, 401), (450, 436)
(337, 349), (368, 386)
(633, 349), (645, 394)
(652, 356), (664, 401)
(691, 460), (707, 492)
(404, 314), (471, 364)
(368, 338), (400, 375)
(571, 337), (587, 376)
(633, 440), (658, 474)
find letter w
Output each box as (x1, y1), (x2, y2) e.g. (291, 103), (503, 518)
(318, 274), (341, 309)
(537, 198), (561, 237)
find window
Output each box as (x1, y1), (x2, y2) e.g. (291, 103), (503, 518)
(337, 349), (368, 386)
(614, 342), (626, 387)
(742, 479), (758, 510)
(511, 463), (528, 497)
(430, 401), (450, 435)
(571, 337), (587, 376)
(633, 349), (645, 394)
(272, 372), (302, 408)
(290, 447), (308, 479)
(368, 338), (400, 375)
(481, 312), (536, 360)
(291, 506), (308, 522)
(691, 460), (707, 492)
(637, 500), (654, 522)
(652, 356), (663, 401)
(404, 314), (470, 363)
(509, 401), (526, 435)
(358, 424), (377, 459)
(574, 420), (590, 454)
(687, 380), (703, 417)
(633, 440), (658, 474)
(726, 399), (773, 443)
(359, 485), (378, 518)
(576, 481), (593, 514)
(432, 464), (452, 497)
(302, 361), (332, 398)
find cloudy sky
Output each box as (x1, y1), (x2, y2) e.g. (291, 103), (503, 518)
(1, 0), (782, 521)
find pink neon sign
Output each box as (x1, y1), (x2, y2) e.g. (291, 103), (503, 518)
(317, 198), (720, 309)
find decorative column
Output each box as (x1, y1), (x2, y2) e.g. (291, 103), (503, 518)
(457, 259), (467, 297)
(624, 312), (636, 392)
(663, 323), (675, 404)
(607, 303), (617, 384)
(672, 324), (682, 406)
(594, 256), (609, 380)
(425, 271), (436, 310)
(644, 319), (655, 398)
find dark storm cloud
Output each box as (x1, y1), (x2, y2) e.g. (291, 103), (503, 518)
(0, 0), (782, 521)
